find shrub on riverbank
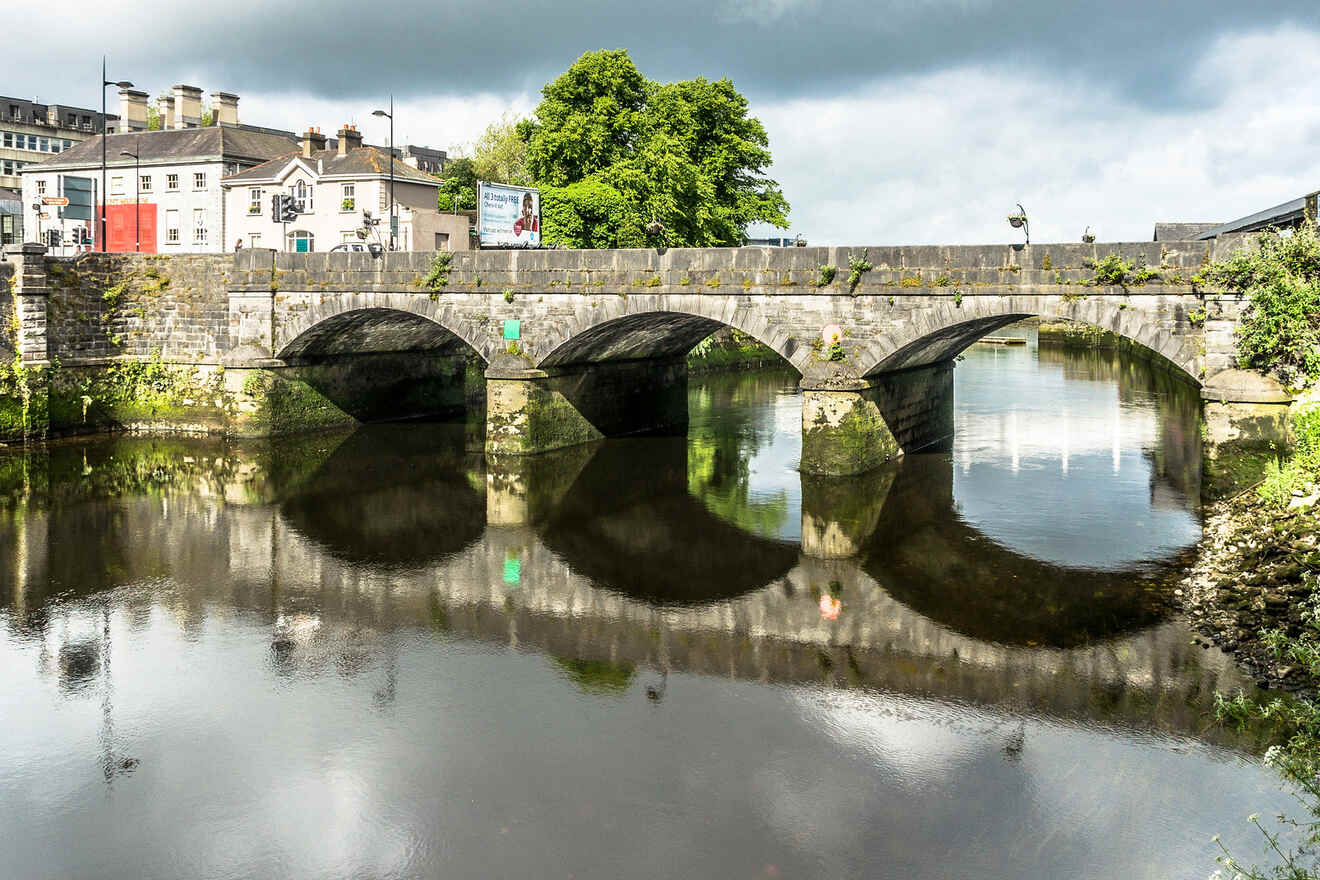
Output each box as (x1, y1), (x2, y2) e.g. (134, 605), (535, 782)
(1204, 222), (1320, 387)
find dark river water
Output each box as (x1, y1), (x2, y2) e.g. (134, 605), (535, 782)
(0, 334), (1297, 879)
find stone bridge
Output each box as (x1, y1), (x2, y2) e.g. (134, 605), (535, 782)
(0, 237), (1272, 472)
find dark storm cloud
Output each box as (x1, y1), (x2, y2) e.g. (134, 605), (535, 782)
(14, 0), (1320, 109)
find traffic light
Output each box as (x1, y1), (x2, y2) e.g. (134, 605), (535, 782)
(271, 194), (298, 223)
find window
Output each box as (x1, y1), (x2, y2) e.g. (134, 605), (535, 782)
(286, 230), (314, 253)
(340, 183), (355, 212)
(140, 175), (152, 192)
(435, 232), (449, 250)
(248, 187), (263, 214)
(166, 173), (179, 191)
(165, 209), (179, 243)
(63, 140), (72, 150)
(193, 172), (206, 190)
(1, 160), (12, 175)
(248, 233), (261, 248)
(50, 140), (60, 153)
(1, 215), (14, 245)
(291, 180), (312, 213)
(66, 114), (76, 126)
(81, 116), (91, 128)
(193, 208), (207, 245)
(35, 180), (46, 195)
(38, 137), (48, 152)
(110, 176), (124, 196)
(1, 132), (10, 148)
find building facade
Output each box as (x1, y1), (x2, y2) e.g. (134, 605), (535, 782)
(222, 127), (465, 252)
(0, 95), (116, 190)
(20, 88), (298, 253)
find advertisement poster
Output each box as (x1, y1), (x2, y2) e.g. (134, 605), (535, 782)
(478, 182), (540, 248)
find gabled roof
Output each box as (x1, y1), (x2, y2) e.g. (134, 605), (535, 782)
(22, 127), (299, 172)
(221, 146), (441, 186)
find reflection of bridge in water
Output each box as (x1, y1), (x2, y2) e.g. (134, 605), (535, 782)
(0, 421), (1246, 742)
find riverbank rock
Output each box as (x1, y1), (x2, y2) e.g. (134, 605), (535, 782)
(1181, 484), (1320, 693)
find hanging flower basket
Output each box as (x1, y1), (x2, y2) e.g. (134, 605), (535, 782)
(1007, 214), (1027, 229)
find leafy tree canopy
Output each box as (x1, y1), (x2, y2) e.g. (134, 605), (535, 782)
(520, 50), (789, 248)
(436, 157), (477, 211)
(469, 113), (532, 187)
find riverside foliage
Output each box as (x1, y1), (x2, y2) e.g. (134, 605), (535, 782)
(1205, 223), (1320, 386)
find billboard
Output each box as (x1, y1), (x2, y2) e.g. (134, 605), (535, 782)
(477, 182), (540, 248)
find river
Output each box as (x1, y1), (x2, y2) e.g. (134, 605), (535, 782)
(0, 333), (1296, 879)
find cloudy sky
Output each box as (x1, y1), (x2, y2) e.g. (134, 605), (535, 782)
(9, 0), (1320, 244)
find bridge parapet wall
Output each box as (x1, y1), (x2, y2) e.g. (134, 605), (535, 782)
(39, 251), (232, 362)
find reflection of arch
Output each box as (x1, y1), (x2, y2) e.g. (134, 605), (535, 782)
(275, 302), (494, 363)
(852, 300), (1202, 383)
(278, 423), (485, 567)
(534, 302), (803, 372)
(536, 437), (799, 604)
(852, 454), (1181, 647)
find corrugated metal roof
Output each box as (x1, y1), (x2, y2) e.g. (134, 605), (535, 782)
(1197, 194), (1314, 239)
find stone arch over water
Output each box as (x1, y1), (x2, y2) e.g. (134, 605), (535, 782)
(274, 299), (494, 364)
(850, 297), (1204, 383)
(530, 298), (807, 372)
(850, 295), (1203, 382)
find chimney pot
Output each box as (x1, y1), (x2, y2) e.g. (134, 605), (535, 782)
(302, 127), (327, 158)
(337, 125), (363, 156)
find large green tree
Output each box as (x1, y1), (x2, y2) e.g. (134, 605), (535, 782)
(436, 157), (478, 211)
(520, 50), (789, 248)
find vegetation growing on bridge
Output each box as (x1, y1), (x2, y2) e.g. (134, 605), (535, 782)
(1205, 222), (1320, 387)
(421, 251), (452, 294)
(846, 250), (873, 295)
(1090, 253), (1160, 287)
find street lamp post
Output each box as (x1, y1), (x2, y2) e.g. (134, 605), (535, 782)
(101, 57), (133, 252)
(372, 98), (395, 251)
(119, 139), (140, 252)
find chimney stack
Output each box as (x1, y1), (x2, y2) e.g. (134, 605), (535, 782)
(161, 95), (175, 130)
(211, 91), (239, 127)
(118, 89), (149, 133)
(302, 127), (327, 158)
(337, 124), (363, 156)
(172, 84), (202, 129)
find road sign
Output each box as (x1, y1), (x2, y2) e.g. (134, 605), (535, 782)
(42, 196), (69, 206)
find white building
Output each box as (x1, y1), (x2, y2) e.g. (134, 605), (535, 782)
(222, 126), (466, 252)
(19, 86), (297, 253)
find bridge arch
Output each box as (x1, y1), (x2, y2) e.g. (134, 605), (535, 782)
(850, 297), (1203, 384)
(274, 297), (494, 363)
(528, 295), (806, 372)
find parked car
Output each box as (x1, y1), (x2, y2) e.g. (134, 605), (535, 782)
(329, 242), (384, 255)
